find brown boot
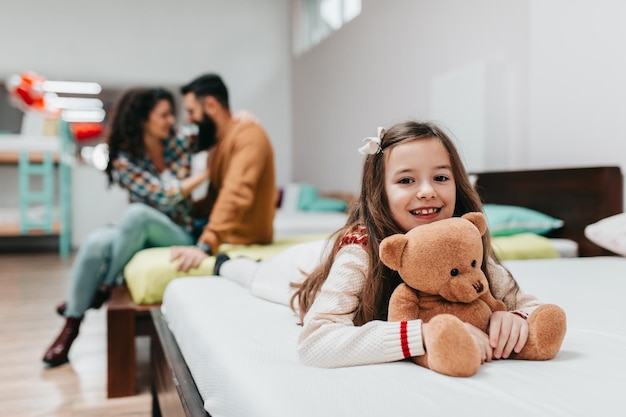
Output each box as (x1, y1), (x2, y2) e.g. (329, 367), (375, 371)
(42, 317), (82, 367)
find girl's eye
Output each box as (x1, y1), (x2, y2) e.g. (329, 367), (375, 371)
(398, 178), (413, 184)
(434, 175), (449, 182)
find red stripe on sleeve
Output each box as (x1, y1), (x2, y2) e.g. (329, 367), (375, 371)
(400, 321), (411, 358)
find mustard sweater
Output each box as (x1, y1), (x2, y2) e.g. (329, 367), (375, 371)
(193, 118), (277, 251)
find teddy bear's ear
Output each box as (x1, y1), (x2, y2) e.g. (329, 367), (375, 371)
(379, 234), (409, 271)
(462, 212), (488, 236)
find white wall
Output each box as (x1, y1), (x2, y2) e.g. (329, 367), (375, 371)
(528, 0), (626, 172)
(292, 0), (529, 192)
(292, 0), (626, 199)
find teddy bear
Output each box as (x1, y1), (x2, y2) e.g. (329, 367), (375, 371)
(379, 212), (566, 377)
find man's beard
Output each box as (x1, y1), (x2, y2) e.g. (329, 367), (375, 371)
(196, 113), (217, 151)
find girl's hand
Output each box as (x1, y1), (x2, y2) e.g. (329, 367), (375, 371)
(488, 311), (529, 359)
(463, 322), (493, 363)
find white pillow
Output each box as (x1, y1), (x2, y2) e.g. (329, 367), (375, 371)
(584, 213), (626, 256)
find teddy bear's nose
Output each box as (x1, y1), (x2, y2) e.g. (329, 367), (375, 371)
(472, 282), (484, 293)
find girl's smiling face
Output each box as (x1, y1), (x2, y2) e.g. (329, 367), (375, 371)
(384, 137), (456, 232)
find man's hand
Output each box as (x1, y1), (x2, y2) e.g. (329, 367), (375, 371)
(170, 246), (210, 272)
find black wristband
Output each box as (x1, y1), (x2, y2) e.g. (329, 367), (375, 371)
(195, 241), (212, 255)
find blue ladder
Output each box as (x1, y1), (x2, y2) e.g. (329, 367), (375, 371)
(17, 122), (73, 258)
(18, 150), (55, 235)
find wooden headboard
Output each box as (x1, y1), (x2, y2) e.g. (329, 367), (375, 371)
(473, 166), (623, 257)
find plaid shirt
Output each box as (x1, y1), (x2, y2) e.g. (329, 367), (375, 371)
(111, 135), (196, 232)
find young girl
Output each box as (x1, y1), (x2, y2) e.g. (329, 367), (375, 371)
(217, 120), (541, 368)
(291, 121), (541, 368)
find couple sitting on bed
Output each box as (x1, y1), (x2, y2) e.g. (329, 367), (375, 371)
(43, 74), (277, 367)
(216, 121), (558, 368)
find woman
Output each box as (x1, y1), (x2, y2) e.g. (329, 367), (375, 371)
(43, 87), (208, 367)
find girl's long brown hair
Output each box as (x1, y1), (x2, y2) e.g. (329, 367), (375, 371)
(291, 121), (508, 325)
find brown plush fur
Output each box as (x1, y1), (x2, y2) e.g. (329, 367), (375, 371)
(380, 212), (566, 377)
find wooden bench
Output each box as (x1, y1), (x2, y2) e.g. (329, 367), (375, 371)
(106, 284), (160, 398)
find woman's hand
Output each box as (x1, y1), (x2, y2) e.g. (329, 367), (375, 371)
(488, 311), (529, 359)
(170, 246), (209, 272)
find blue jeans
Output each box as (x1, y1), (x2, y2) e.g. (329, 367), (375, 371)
(64, 203), (194, 318)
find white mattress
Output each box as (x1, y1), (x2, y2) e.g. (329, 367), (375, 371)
(162, 257), (626, 417)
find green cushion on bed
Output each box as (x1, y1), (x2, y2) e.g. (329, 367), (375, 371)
(491, 233), (560, 260)
(484, 204), (564, 236)
(124, 234), (329, 305)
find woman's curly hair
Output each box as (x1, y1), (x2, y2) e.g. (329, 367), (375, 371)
(104, 88), (175, 185)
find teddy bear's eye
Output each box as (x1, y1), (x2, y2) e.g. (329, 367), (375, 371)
(471, 260), (477, 267)
(450, 268), (459, 277)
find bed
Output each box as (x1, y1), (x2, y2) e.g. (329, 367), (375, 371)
(151, 166), (624, 417)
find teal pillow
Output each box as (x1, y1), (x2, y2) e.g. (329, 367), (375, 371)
(296, 182), (348, 212)
(307, 197), (348, 212)
(483, 204), (564, 236)
(297, 183), (319, 210)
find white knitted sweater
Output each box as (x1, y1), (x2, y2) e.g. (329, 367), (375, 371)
(297, 243), (541, 368)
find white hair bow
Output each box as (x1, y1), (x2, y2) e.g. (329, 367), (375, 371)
(358, 127), (385, 155)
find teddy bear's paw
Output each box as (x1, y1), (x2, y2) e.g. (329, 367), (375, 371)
(512, 304), (567, 361)
(420, 314), (482, 377)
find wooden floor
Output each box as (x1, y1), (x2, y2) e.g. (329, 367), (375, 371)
(0, 251), (152, 416)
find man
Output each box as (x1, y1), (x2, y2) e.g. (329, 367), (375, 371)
(171, 73), (277, 271)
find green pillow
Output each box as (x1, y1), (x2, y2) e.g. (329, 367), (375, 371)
(491, 233), (560, 260)
(297, 183), (348, 212)
(307, 197), (348, 212)
(483, 204), (563, 237)
(297, 183), (319, 210)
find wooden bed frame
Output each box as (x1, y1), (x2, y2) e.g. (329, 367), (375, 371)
(149, 165), (624, 417)
(151, 308), (207, 417)
(473, 166), (623, 257)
